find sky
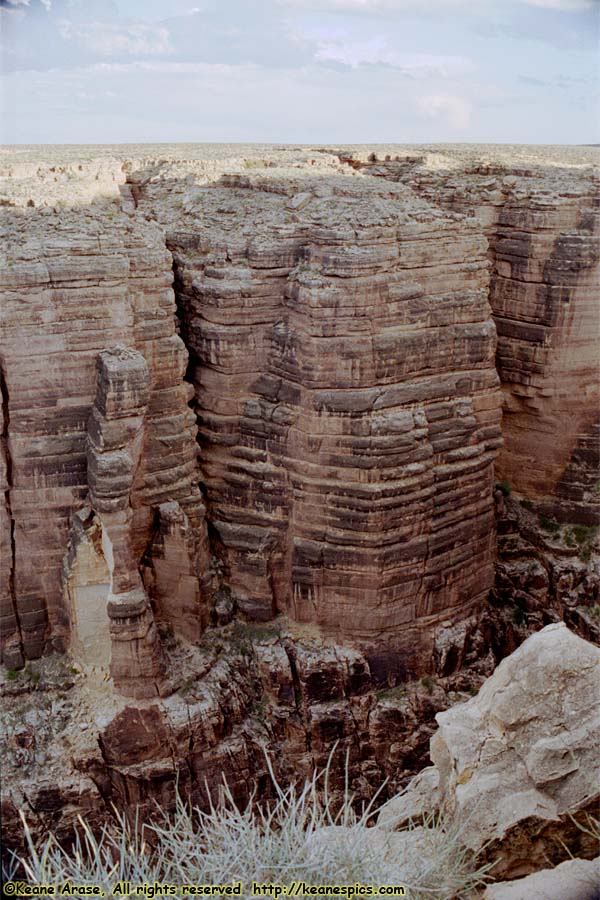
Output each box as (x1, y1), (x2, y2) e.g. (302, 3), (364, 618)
(0, 0), (598, 144)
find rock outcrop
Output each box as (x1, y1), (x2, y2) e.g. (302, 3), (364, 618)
(379, 623), (600, 879)
(490, 490), (600, 657)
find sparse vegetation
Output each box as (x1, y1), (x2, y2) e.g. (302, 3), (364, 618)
(512, 600), (528, 627)
(564, 529), (577, 548)
(571, 524), (598, 546)
(9, 754), (494, 900)
(562, 524), (598, 561)
(3, 665), (41, 686)
(158, 622), (180, 650)
(377, 684), (407, 702)
(229, 620), (281, 651)
(249, 696), (270, 719)
(521, 498), (534, 511)
(243, 159), (268, 169)
(495, 480), (512, 497)
(538, 513), (560, 536)
(420, 675), (436, 694)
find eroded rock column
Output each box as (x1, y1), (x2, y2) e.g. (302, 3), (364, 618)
(87, 346), (164, 697)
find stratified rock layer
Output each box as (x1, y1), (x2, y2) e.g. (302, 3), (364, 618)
(165, 172), (502, 669)
(382, 154), (600, 525)
(0, 210), (209, 672)
(0, 143), (597, 707)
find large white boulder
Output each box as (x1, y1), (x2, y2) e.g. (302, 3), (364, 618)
(380, 623), (600, 879)
(482, 856), (600, 900)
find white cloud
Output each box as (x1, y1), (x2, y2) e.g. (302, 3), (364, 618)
(279, 0), (595, 9)
(2, 57), (597, 144)
(417, 92), (472, 129)
(521, 0), (595, 8)
(58, 20), (172, 56)
(314, 36), (473, 75)
(279, 0), (472, 7)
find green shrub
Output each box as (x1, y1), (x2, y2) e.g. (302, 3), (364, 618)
(564, 529), (576, 548)
(377, 685), (407, 702)
(495, 481), (512, 497)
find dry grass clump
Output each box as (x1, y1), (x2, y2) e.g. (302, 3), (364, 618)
(8, 755), (492, 899)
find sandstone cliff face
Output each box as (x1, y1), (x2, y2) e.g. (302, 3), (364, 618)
(160, 172), (502, 671)
(0, 209), (209, 690)
(389, 156), (600, 526)
(2, 146), (597, 686)
(339, 151), (599, 523)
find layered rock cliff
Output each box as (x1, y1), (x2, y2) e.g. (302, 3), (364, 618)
(0, 209), (209, 694)
(344, 149), (600, 526)
(1, 159), (507, 681)
(336, 148), (600, 642)
(0, 144), (598, 870)
(164, 172), (502, 674)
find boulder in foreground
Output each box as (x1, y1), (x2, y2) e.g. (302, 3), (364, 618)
(380, 623), (600, 879)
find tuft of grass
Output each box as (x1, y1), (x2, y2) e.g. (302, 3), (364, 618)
(521, 498), (534, 511)
(6, 668), (19, 681)
(9, 753), (494, 900)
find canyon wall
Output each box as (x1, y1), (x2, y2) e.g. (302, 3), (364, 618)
(347, 152), (600, 525)
(163, 172), (502, 674)
(0, 209), (209, 692)
(0, 143), (598, 867)
(1, 160), (506, 681)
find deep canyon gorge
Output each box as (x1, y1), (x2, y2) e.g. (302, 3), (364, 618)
(1, 143), (599, 883)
